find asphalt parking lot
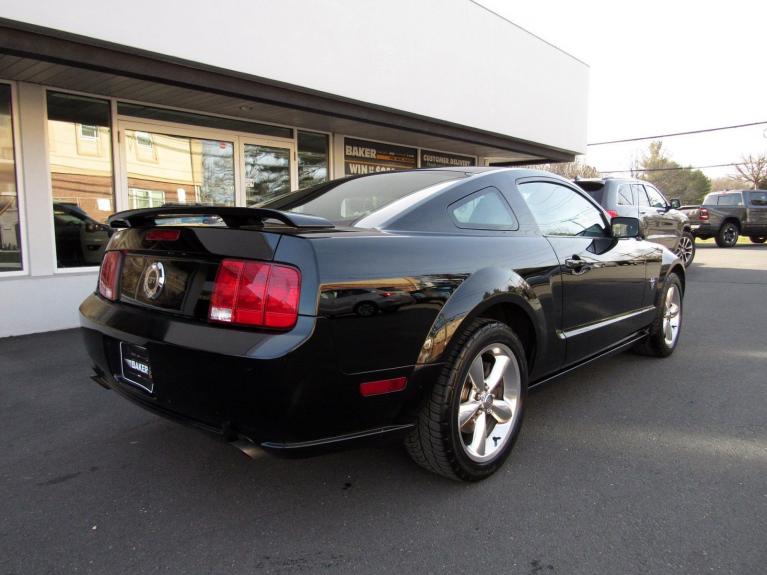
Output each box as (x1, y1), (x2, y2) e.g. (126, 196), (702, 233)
(2, 244), (766, 575)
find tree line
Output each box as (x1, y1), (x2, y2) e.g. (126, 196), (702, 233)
(536, 141), (767, 205)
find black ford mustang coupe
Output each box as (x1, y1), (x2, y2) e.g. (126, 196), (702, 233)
(80, 168), (685, 481)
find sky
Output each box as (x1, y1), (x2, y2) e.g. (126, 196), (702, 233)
(474, 0), (767, 179)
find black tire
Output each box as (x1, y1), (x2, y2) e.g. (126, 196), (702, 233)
(405, 319), (528, 481)
(715, 221), (739, 247)
(749, 236), (766, 244)
(675, 231), (696, 267)
(354, 301), (378, 317)
(633, 273), (683, 357)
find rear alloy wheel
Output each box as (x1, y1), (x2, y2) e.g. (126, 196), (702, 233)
(749, 236), (766, 244)
(715, 222), (739, 247)
(405, 319), (527, 481)
(675, 231), (696, 267)
(633, 273), (683, 357)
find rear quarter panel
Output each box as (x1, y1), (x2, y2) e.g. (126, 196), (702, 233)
(310, 232), (563, 378)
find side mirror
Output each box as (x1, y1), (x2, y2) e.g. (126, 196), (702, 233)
(611, 216), (641, 239)
(669, 198), (681, 209)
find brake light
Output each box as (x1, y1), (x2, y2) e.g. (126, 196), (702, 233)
(209, 259), (300, 329)
(146, 229), (180, 242)
(699, 208), (709, 221)
(98, 251), (122, 301)
(606, 210), (619, 219)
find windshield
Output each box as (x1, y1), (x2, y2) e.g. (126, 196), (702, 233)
(259, 170), (467, 225)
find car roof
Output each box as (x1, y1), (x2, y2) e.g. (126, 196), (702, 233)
(706, 189), (756, 195)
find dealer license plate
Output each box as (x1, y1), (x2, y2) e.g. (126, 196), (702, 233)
(119, 342), (154, 394)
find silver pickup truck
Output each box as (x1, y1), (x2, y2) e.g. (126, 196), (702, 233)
(680, 190), (767, 247)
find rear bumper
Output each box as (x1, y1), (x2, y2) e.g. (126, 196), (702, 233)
(80, 294), (436, 452)
(690, 223), (714, 237)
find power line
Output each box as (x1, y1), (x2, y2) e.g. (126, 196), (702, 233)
(600, 162), (741, 174)
(588, 121), (767, 146)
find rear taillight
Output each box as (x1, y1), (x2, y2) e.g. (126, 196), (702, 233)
(209, 259), (300, 329)
(606, 210), (619, 219)
(699, 208), (709, 221)
(98, 251), (122, 301)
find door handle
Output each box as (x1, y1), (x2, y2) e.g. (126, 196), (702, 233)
(565, 257), (592, 275)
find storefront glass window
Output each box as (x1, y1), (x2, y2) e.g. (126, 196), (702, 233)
(297, 131), (329, 189)
(244, 144), (291, 205)
(124, 130), (235, 209)
(0, 84), (21, 272)
(47, 91), (114, 268)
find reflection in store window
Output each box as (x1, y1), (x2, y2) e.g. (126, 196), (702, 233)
(298, 131), (328, 189)
(79, 124), (99, 140)
(47, 91), (114, 268)
(125, 130), (235, 208)
(128, 188), (165, 209)
(0, 84), (21, 272)
(245, 144), (291, 205)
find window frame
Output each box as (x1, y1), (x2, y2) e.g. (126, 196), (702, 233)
(514, 177), (611, 238)
(0, 80), (28, 277)
(45, 89), (115, 274)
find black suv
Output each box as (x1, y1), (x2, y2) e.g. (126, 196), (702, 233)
(575, 178), (695, 266)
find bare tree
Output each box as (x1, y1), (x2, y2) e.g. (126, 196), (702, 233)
(732, 153), (767, 189)
(517, 157), (600, 179)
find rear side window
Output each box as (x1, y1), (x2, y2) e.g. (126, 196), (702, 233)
(449, 187), (518, 230)
(749, 192), (767, 206)
(633, 184), (650, 207)
(518, 181), (607, 237)
(718, 194), (743, 206)
(617, 184), (634, 206)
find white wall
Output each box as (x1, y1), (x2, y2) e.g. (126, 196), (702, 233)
(0, 0), (589, 154)
(0, 274), (96, 336)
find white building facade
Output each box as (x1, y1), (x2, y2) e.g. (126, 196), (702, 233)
(0, 0), (589, 337)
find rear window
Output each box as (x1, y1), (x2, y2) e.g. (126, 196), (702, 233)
(574, 180), (605, 205)
(260, 170), (466, 224)
(583, 189), (604, 205)
(717, 194), (743, 206)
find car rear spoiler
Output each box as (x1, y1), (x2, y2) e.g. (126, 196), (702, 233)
(107, 206), (334, 229)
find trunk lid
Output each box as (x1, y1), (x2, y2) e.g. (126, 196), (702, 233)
(104, 206), (334, 321)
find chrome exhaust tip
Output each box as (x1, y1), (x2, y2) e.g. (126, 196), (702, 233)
(229, 436), (265, 459)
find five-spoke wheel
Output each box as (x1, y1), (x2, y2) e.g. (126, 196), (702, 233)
(457, 344), (521, 462)
(662, 284), (682, 348)
(406, 319), (528, 481)
(675, 232), (696, 267)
